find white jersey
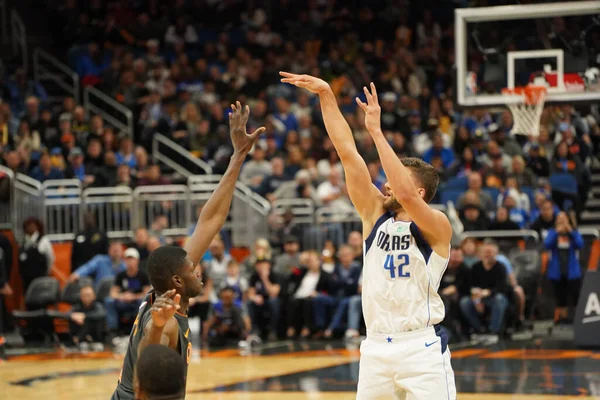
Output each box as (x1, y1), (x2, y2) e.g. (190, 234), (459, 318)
(362, 211), (450, 334)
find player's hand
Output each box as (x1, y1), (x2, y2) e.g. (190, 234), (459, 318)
(279, 72), (331, 95)
(355, 82), (382, 134)
(229, 101), (266, 157)
(71, 312), (86, 326)
(151, 289), (181, 328)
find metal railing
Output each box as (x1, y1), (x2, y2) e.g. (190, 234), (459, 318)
(132, 185), (191, 237)
(152, 133), (212, 176)
(13, 173), (43, 238)
(10, 9), (26, 71)
(33, 48), (80, 105)
(0, 166), (14, 230)
(83, 86), (133, 139)
(82, 186), (134, 239)
(42, 180), (82, 242)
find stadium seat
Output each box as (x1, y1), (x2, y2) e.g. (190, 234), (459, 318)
(443, 176), (468, 191)
(60, 277), (93, 305)
(549, 173), (578, 195)
(12, 277), (61, 344)
(520, 186), (535, 207)
(483, 187), (500, 203)
(440, 189), (464, 205)
(95, 277), (115, 302)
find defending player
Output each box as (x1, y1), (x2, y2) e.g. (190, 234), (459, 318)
(280, 72), (456, 399)
(134, 345), (185, 400)
(111, 102), (265, 400)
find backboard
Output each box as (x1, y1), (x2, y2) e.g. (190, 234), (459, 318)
(455, 1), (600, 108)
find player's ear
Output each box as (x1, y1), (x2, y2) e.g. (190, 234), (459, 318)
(418, 188), (426, 199)
(172, 274), (183, 289)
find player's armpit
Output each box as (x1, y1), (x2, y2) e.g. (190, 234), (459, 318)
(398, 196), (452, 257)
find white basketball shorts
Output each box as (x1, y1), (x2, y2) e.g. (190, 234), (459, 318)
(356, 325), (456, 400)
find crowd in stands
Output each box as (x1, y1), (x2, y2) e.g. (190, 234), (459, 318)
(0, 0), (598, 349)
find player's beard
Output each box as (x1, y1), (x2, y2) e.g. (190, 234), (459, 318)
(383, 195), (402, 212)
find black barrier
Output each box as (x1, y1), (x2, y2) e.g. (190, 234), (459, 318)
(574, 270), (600, 348)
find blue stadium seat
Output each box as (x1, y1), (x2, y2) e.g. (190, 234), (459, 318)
(549, 173), (578, 195)
(521, 186), (535, 206)
(444, 176), (468, 190)
(483, 187), (500, 203)
(440, 189), (464, 205)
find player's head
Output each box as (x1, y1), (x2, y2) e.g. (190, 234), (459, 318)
(146, 246), (202, 299)
(134, 345), (185, 400)
(382, 157), (439, 211)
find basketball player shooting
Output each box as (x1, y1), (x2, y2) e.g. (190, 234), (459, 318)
(280, 72), (456, 399)
(111, 102), (265, 400)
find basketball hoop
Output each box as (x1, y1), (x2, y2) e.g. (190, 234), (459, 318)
(501, 86), (547, 137)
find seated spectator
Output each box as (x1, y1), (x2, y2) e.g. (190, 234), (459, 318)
(76, 43), (110, 83)
(495, 250), (527, 328)
(29, 151), (64, 182)
(71, 106), (89, 139)
(274, 235), (301, 275)
(247, 259), (281, 340)
(497, 176), (531, 213)
(449, 146), (481, 178)
(202, 287), (250, 347)
(71, 212), (109, 272)
(217, 260), (248, 304)
(439, 248), (471, 339)
(481, 155), (508, 189)
(149, 214), (169, 245)
(530, 199), (557, 238)
(240, 142), (272, 190)
(268, 209), (303, 251)
(116, 136), (136, 169)
(456, 173), (495, 214)
(69, 284), (107, 350)
(317, 169), (352, 212)
(459, 239), (510, 337)
(423, 133), (455, 168)
(551, 140), (585, 177)
(511, 155), (537, 188)
(502, 194), (529, 229)
(164, 17), (198, 47)
(19, 218), (54, 293)
(65, 147), (95, 186)
(479, 140), (512, 171)
(129, 228), (150, 264)
(105, 248), (150, 334)
(488, 207), (520, 231)
(204, 236), (232, 299)
(320, 245), (362, 338)
(525, 143), (550, 177)
(14, 119), (41, 154)
(137, 163), (170, 186)
(271, 169), (320, 204)
(543, 212), (584, 324)
(69, 241), (126, 288)
(284, 145), (304, 178)
(459, 203), (490, 231)
(85, 138), (104, 169)
(347, 231), (364, 267)
(258, 156), (290, 198)
(243, 238), (272, 275)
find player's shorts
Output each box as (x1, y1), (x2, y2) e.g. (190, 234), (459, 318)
(356, 325), (456, 400)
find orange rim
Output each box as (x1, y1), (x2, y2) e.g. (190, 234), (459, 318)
(502, 86), (547, 105)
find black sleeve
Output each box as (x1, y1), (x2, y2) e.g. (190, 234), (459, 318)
(492, 264), (509, 296)
(113, 272), (125, 289)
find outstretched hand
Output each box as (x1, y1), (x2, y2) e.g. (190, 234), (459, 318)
(151, 289), (181, 328)
(355, 82), (382, 134)
(229, 101), (266, 156)
(279, 72), (330, 95)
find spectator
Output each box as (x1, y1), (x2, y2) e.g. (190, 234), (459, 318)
(495, 250), (527, 329)
(321, 245), (362, 338)
(347, 231), (363, 267)
(116, 137), (136, 169)
(460, 237), (479, 268)
(244, 238), (272, 273)
(85, 138), (104, 169)
(459, 204), (490, 231)
(460, 240), (510, 337)
(456, 173), (495, 213)
(18, 218), (54, 292)
(14, 119), (41, 153)
(203, 236), (232, 297)
(137, 163), (170, 186)
(502, 194), (529, 229)
(65, 147), (95, 185)
(149, 214), (169, 244)
(71, 106), (89, 139)
(268, 209), (303, 251)
(488, 207), (520, 231)
(202, 287), (250, 347)
(105, 248), (150, 334)
(129, 228), (150, 263)
(525, 144), (550, 177)
(543, 212), (584, 324)
(449, 146), (481, 178)
(316, 150), (344, 181)
(217, 260), (248, 304)
(481, 155), (508, 189)
(274, 235), (301, 275)
(316, 169), (352, 212)
(423, 133), (455, 168)
(69, 241), (126, 288)
(247, 259), (281, 340)
(530, 199), (557, 238)
(479, 140), (512, 171)
(76, 43), (110, 83)
(71, 212), (109, 271)
(189, 262), (214, 333)
(29, 151), (64, 182)
(511, 155), (537, 188)
(258, 156), (290, 198)
(164, 17), (198, 47)
(439, 248), (471, 339)
(497, 176), (531, 213)
(240, 142), (272, 190)
(69, 284), (106, 350)
(271, 170), (319, 204)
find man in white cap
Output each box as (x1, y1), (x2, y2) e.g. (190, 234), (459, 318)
(105, 247), (151, 334)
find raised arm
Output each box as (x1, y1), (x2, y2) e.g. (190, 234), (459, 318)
(357, 83), (452, 256)
(137, 290), (181, 356)
(280, 72), (384, 232)
(184, 102), (265, 265)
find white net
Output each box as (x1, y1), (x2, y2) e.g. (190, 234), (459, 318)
(502, 86), (547, 137)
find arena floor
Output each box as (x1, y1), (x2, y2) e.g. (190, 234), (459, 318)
(1, 337), (599, 399)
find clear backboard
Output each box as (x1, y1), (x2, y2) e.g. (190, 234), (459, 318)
(455, 1), (600, 108)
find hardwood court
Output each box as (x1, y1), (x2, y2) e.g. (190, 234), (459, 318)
(1, 340), (599, 400)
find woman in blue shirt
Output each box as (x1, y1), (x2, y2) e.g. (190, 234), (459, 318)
(543, 212), (584, 324)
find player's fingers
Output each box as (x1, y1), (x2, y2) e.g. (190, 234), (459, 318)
(279, 71), (295, 78)
(370, 82), (378, 102)
(250, 126), (266, 139)
(363, 86), (373, 103)
(242, 104), (250, 124)
(355, 97), (367, 110)
(165, 289), (177, 298)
